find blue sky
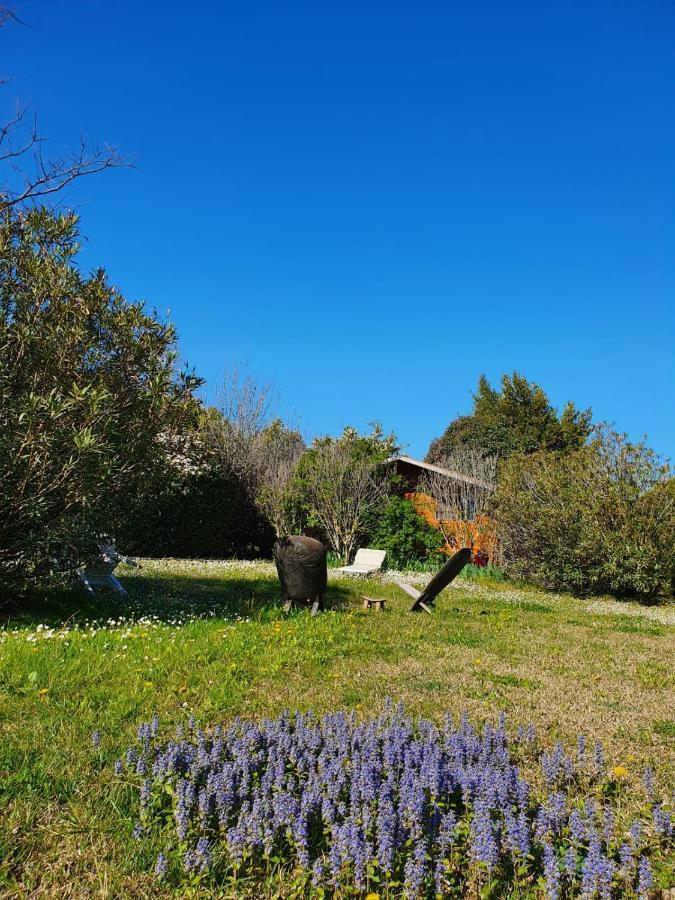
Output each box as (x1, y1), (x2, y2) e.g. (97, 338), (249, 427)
(3, 1), (674, 459)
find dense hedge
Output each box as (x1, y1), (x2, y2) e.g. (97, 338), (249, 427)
(120, 470), (274, 560)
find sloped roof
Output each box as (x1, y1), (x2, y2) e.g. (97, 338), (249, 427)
(385, 455), (489, 489)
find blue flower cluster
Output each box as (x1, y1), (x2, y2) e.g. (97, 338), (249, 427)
(116, 705), (672, 897)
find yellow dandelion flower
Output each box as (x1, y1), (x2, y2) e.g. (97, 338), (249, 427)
(37, 687), (49, 697)
(366, 893), (380, 900)
(144, 681), (153, 688)
(612, 765), (629, 779)
(474, 658), (482, 665)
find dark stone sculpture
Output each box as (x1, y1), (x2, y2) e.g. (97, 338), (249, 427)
(273, 535), (328, 616)
(408, 547), (472, 612)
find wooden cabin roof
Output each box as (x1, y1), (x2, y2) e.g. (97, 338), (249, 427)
(385, 455), (489, 489)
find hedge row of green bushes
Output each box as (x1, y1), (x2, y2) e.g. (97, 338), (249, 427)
(122, 475), (443, 571)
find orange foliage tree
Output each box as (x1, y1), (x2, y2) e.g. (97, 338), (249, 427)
(405, 492), (501, 565)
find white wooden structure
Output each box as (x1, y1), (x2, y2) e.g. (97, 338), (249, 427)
(338, 548), (386, 576)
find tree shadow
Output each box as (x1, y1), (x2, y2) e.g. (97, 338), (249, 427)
(0, 569), (356, 630)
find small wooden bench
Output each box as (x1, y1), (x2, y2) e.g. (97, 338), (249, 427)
(361, 596), (386, 611)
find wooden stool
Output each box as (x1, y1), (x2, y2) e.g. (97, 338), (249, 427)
(362, 596), (386, 611)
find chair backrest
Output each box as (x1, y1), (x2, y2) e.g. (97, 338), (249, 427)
(353, 548), (386, 568)
(415, 547), (472, 606)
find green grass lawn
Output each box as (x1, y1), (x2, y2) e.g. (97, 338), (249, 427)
(1, 560), (674, 897)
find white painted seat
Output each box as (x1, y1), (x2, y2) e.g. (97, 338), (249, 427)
(338, 548), (386, 576)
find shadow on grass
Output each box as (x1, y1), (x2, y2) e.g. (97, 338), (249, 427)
(0, 570), (355, 629)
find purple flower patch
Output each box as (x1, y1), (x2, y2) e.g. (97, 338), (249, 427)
(115, 705), (672, 896)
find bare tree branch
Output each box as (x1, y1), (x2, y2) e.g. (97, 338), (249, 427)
(420, 449), (497, 518)
(0, 6), (19, 28)
(419, 449), (498, 546)
(205, 363), (277, 489)
(205, 364), (306, 536)
(255, 433), (304, 537)
(1, 8), (129, 211)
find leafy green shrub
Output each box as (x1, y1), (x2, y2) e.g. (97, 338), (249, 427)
(492, 432), (674, 599)
(370, 497), (444, 569)
(0, 209), (200, 588)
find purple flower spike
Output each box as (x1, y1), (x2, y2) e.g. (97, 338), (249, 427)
(637, 856), (653, 899)
(154, 852), (168, 879)
(643, 765), (655, 799)
(543, 842), (560, 900)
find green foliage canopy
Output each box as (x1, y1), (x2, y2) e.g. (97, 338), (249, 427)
(427, 372), (593, 462)
(0, 209), (201, 584)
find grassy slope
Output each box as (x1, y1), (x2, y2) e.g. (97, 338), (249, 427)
(0, 560), (673, 897)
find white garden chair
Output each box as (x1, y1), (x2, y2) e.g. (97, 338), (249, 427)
(338, 548), (386, 576)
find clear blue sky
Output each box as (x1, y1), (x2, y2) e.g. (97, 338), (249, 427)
(3, 1), (674, 459)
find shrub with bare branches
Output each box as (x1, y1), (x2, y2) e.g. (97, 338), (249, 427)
(301, 441), (388, 563)
(417, 450), (499, 561)
(204, 366), (304, 536)
(419, 449), (497, 523)
(204, 366), (276, 490)
(254, 424), (304, 537)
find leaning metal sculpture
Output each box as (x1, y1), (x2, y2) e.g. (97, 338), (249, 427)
(273, 535), (328, 616)
(397, 547), (472, 613)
